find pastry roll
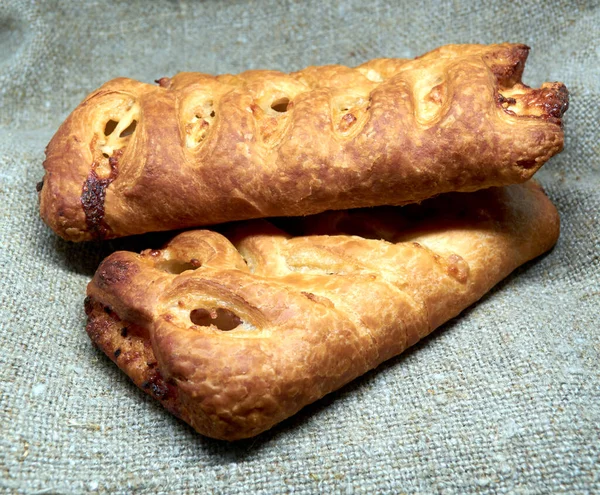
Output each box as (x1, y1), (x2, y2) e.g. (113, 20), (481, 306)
(85, 181), (559, 440)
(40, 43), (567, 241)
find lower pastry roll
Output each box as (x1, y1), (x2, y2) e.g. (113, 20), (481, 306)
(85, 181), (559, 440)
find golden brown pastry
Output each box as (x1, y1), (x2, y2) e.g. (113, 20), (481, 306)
(85, 181), (559, 440)
(40, 43), (567, 241)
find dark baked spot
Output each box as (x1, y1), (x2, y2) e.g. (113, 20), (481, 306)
(497, 93), (517, 107)
(36, 179), (44, 192)
(81, 149), (121, 239)
(524, 84), (569, 124)
(97, 259), (136, 289)
(150, 382), (167, 399)
(302, 291), (318, 302)
(81, 172), (111, 237)
(121, 327), (128, 337)
(126, 323), (148, 338)
(487, 44), (529, 87)
(114, 348), (122, 358)
(141, 370), (176, 400)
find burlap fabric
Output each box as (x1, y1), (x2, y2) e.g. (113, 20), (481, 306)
(1, 0), (598, 493)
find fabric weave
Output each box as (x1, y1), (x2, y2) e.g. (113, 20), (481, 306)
(0, 0), (598, 493)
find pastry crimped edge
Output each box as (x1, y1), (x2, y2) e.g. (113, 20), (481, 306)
(40, 43), (567, 241)
(85, 181), (559, 440)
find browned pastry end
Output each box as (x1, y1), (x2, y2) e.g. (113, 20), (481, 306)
(85, 181), (559, 440)
(41, 43), (567, 241)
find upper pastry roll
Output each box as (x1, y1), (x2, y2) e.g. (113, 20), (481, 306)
(39, 43), (568, 241)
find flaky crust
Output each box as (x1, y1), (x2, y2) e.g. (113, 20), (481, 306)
(85, 181), (559, 440)
(41, 43), (567, 241)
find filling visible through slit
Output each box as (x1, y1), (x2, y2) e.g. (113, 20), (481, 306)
(497, 82), (569, 123)
(82, 98), (140, 239)
(95, 99), (140, 177)
(332, 94), (369, 135)
(190, 308), (242, 331)
(185, 99), (216, 148)
(156, 259), (202, 274)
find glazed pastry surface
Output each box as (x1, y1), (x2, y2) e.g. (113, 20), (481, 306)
(40, 43), (567, 241)
(86, 181), (560, 440)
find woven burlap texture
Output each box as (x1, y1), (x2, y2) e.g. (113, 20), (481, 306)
(1, 0), (598, 493)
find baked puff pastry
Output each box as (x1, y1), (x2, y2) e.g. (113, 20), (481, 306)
(85, 181), (559, 440)
(40, 43), (567, 241)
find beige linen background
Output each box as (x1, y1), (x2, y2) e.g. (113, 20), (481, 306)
(1, 0), (599, 493)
